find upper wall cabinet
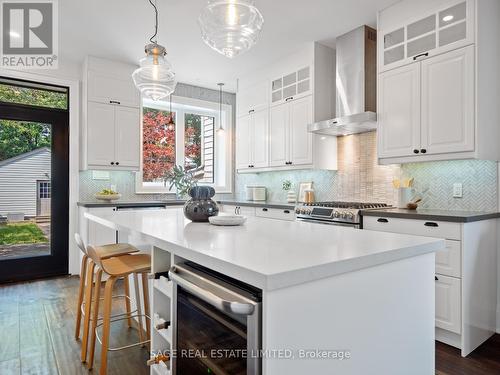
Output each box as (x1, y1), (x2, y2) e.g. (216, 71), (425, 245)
(236, 80), (268, 118)
(377, 0), (500, 164)
(81, 56), (141, 171)
(379, 0), (474, 72)
(236, 42), (338, 172)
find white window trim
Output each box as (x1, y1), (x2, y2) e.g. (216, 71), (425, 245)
(135, 95), (233, 194)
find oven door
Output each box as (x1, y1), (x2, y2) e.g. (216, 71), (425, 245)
(169, 264), (261, 375)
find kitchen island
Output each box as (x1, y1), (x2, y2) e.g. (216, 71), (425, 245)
(85, 207), (444, 375)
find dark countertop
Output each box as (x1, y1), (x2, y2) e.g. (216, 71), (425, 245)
(77, 200), (185, 208)
(218, 199), (295, 210)
(360, 208), (500, 223)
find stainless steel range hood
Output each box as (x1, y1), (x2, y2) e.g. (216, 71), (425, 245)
(308, 25), (377, 136)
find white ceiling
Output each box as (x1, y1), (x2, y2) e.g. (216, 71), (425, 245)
(60, 0), (397, 92)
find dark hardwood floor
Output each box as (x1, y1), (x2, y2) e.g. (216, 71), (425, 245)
(0, 276), (499, 375)
(0, 276), (149, 375)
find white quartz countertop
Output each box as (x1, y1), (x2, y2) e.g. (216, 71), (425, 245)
(85, 208), (444, 290)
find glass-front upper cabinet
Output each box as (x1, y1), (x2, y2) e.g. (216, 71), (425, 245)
(379, 0), (474, 72)
(271, 66), (312, 106)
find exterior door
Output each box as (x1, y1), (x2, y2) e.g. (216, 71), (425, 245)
(289, 95), (313, 165)
(378, 63), (421, 158)
(420, 45), (475, 155)
(36, 180), (51, 216)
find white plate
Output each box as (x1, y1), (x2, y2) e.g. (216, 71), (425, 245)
(209, 215), (247, 226)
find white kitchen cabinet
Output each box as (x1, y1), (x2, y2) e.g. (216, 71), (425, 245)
(378, 0), (500, 164)
(378, 63), (421, 158)
(236, 108), (269, 170)
(220, 205), (256, 216)
(363, 215), (497, 356)
(420, 45), (474, 155)
(269, 95), (313, 168)
(237, 80), (268, 117)
(435, 274), (462, 334)
(378, 0), (474, 72)
(271, 66), (312, 106)
(255, 206), (295, 221)
(86, 102), (140, 169)
(80, 207), (117, 247)
(81, 56), (141, 170)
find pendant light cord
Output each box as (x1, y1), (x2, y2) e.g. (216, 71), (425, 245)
(148, 0), (159, 43)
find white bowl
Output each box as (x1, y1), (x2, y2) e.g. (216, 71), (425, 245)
(95, 193), (122, 201)
(209, 215), (247, 226)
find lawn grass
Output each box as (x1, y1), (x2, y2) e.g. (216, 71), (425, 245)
(0, 222), (48, 245)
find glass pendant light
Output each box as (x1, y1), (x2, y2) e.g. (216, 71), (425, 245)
(166, 94), (175, 131)
(132, 0), (176, 101)
(198, 0), (264, 58)
(217, 83), (225, 132)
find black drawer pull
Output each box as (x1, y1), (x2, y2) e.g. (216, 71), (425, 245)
(413, 52), (429, 61)
(424, 222), (438, 227)
(262, 208), (268, 212)
(377, 218), (389, 223)
(248, 109), (255, 114)
(285, 96), (294, 102)
(109, 100), (121, 105)
(435, 276), (439, 281)
(283, 210), (290, 214)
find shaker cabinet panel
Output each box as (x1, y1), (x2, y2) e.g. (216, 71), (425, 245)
(435, 274), (462, 334)
(420, 45), (474, 155)
(289, 96), (313, 165)
(269, 104), (289, 167)
(378, 64), (421, 158)
(114, 106), (141, 168)
(87, 102), (116, 167)
(252, 109), (269, 168)
(236, 114), (252, 169)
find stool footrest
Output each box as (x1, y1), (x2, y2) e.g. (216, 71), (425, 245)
(95, 313), (151, 352)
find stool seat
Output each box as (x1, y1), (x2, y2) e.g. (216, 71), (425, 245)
(94, 243), (139, 260)
(99, 254), (151, 277)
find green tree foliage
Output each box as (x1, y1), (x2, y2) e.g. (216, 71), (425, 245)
(0, 83), (67, 109)
(184, 113), (202, 169)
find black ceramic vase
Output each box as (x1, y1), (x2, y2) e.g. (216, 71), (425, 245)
(183, 186), (219, 222)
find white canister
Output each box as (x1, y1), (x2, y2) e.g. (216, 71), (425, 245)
(397, 187), (414, 208)
(252, 186), (267, 201)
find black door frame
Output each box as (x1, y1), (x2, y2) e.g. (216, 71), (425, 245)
(0, 101), (69, 283)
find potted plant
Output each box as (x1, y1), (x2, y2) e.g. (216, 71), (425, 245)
(164, 165), (219, 222)
(282, 180), (297, 203)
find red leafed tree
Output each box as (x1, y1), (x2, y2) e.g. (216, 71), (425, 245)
(142, 108), (175, 181)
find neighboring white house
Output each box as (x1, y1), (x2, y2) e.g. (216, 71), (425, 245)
(0, 147), (51, 218)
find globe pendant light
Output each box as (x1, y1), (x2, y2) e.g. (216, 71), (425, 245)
(198, 0), (264, 58)
(132, 0), (176, 101)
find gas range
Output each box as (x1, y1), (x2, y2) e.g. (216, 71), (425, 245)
(295, 201), (391, 227)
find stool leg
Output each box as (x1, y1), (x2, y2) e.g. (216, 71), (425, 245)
(133, 273), (144, 346)
(75, 254), (88, 340)
(87, 268), (103, 370)
(141, 272), (151, 344)
(123, 275), (132, 328)
(81, 259), (95, 362)
(100, 276), (117, 375)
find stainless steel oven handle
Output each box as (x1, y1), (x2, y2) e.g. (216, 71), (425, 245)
(169, 266), (255, 316)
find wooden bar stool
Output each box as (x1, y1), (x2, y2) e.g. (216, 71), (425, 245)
(85, 245), (151, 375)
(74, 233), (139, 363)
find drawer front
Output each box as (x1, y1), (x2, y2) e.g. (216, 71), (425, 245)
(363, 216), (461, 240)
(436, 240), (461, 278)
(255, 207), (295, 221)
(435, 274), (461, 334)
(220, 205), (256, 216)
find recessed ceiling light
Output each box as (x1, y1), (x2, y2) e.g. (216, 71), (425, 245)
(9, 31), (20, 38)
(442, 15), (454, 22)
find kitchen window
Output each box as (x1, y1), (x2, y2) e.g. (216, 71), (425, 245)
(136, 96), (232, 194)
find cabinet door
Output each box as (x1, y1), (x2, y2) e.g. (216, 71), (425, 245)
(378, 64), (421, 158)
(236, 114), (252, 169)
(87, 102), (116, 167)
(237, 81), (269, 117)
(114, 106), (141, 168)
(251, 109), (269, 168)
(420, 45), (474, 155)
(88, 70), (140, 108)
(289, 95), (313, 165)
(87, 207), (117, 246)
(269, 103), (289, 167)
(435, 274), (461, 334)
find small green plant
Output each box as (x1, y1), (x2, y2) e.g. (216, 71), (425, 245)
(164, 165), (204, 197)
(282, 180), (292, 191)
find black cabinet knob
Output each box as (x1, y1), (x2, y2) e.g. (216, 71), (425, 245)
(421, 149), (427, 154)
(110, 161), (115, 165)
(413, 149), (420, 154)
(262, 208), (268, 212)
(116, 162), (119, 165)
